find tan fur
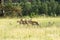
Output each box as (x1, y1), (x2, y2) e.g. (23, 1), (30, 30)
(28, 19), (39, 25)
(17, 19), (28, 24)
(17, 18), (39, 25)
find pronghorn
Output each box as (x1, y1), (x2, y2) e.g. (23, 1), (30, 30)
(17, 19), (28, 24)
(17, 18), (39, 25)
(28, 19), (39, 25)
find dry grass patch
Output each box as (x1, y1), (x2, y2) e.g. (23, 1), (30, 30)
(0, 17), (60, 40)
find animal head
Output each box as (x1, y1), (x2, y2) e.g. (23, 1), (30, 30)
(17, 21), (20, 23)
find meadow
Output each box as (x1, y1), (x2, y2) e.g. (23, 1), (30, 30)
(0, 17), (60, 40)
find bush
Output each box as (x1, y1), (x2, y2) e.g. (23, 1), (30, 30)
(4, 3), (22, 17)
(0, 0), (60, 17)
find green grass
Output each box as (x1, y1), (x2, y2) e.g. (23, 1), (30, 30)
(0, 17), (60, 40)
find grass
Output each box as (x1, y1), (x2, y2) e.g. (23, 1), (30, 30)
(0, 17), (60, 40)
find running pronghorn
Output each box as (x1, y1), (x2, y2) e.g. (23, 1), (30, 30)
(28, 19), (39, 25)
(17, 18), (39, 25)
(17, 18), (28, 24)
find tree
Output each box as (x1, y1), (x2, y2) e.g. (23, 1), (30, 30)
(0, 0), (5, 16)
(56, 4), (60, 16)
(47, 0), (58, 16)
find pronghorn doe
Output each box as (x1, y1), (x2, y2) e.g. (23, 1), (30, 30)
(28, 19), (39, 25)
(17, 19), (28, 24)
(17, 18), (39, 25)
